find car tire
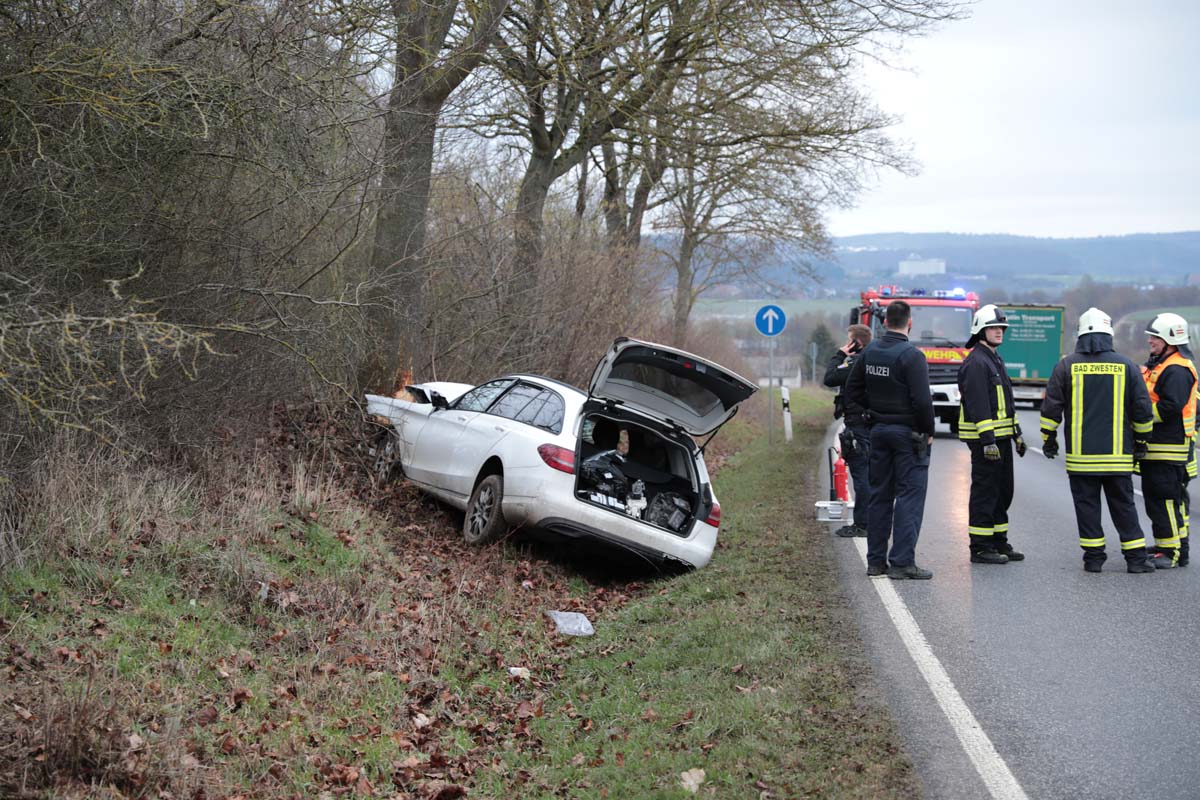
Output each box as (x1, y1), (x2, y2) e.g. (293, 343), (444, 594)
(463, 474), (506, 545)
(370, 428), (401, 484)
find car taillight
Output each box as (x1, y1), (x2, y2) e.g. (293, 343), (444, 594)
(705, 500), (721, 528)
(537, 444), (576, 474)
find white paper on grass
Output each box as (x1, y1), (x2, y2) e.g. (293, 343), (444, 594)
(545, 610), (595, 636)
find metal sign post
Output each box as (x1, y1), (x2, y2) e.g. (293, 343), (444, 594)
(755, 304), (787, 445)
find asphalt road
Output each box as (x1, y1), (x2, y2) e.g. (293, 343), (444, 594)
(824, 408), (1200, 800)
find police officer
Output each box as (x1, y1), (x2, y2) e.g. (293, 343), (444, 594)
(845, 300), (936, 580)
(1039, 308), (1157, 573)
(957, 304), (1027, 564)
(1139, 313), (1197, 568)
(823, 323), (873, 537)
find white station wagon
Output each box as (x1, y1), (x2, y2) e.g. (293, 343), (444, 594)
(365, 338), (756, 569)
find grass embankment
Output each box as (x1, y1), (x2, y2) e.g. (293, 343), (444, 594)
(0, 391), (917, 799)
(481, 388), (917, 798)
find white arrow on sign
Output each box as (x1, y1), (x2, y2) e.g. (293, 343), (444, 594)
(762, 307), (781, 334)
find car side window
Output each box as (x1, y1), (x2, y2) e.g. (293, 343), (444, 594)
(453, 380), (512, 412)
(525, 390), (564, 434)
(489, 382), (545, 420)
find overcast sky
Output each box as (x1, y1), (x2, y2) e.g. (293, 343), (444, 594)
(825, 0), (1200, 239)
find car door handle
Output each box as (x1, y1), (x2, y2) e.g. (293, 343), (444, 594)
(494, 425), (506, 432)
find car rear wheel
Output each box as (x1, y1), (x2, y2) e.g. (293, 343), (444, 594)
(463, 474), (506, 545)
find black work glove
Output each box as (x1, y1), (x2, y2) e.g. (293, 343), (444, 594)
(1014, 435), (1027, 458)
(1134, 440), (1148, 462)
(983, 443), (1001, 461)
(1043, 435), (1058, 459)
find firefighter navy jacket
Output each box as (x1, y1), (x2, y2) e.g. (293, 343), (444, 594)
(957, 344), (1016, 444)
(1039, 333), (1154, 475)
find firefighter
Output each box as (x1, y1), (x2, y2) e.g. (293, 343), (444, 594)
(845, 300), (936, 580)
(1039, 308), (1157, 573)
(957, 304), (1027, 564)
(823, 323), (873, 537)
(1138, 312), (1197, 568)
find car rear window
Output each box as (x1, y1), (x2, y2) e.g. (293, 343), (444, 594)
(610, 362), (720, 416)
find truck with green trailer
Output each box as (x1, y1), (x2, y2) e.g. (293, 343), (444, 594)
(999, 304), (1066, 404)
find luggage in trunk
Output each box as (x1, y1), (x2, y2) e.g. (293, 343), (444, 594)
(575, 414), (699, 535)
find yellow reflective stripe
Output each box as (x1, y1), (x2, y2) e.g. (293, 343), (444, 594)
(1068, 453), (1136, 461)
(1066, 461), (1134, 473)
(996, 385), (1007, 421)
(1152, 402), (1163, 424)
(1079, 537), (1106, 547)
(1120, 538), (1147, 550)
(968, 526), (995, 536)
(1071, 367), (1085, 457)
(1133, 419), (1154, 434)
(1040, 415), (1061, 431)
(1113, 368), (1125, 452)
(1158, 500), (1182, 548)
(994, 523), (1009, 533)
(1145, 443), (1191, 453)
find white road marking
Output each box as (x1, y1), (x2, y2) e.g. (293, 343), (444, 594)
(854, 539), (1030, 800)
(1029, 447), (1144, 496)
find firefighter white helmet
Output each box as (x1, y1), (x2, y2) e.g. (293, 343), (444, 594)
(970, 304), (1009, 336)
(1145, 312), (1189, 346)
(1076, 307), (1113, 337)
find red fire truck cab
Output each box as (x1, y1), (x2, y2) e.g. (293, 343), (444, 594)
(850, 286), (980, 433)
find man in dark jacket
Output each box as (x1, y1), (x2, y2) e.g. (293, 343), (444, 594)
(845, 301), (936, 580)
(1039, 307), (1157, 574)
(824, 323), (873, 537)
(957, 304), (1027, 565)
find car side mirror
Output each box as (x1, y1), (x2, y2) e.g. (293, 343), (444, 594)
(430, 391), (450, 410)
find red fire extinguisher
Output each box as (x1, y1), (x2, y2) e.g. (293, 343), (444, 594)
(833, 453), (849, 501)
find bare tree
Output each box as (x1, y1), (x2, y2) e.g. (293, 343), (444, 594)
(598, 0), (964, 343)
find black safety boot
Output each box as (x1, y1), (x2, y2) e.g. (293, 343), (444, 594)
(888, 564), (933, 580)
(1083, 560), (1104, 573)
(997, 546), (1025, 562)
(970, 550), (1009, 565)
(1147, 549), (1179, 569)
(836, 525), (867, 538)
(1126, 560), (1156, 574)
(866, 563), (887, 577)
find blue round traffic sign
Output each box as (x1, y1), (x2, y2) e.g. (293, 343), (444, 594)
(755, 304), (787, 337)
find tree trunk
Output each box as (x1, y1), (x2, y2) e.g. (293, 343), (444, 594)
(672, 231), (698, 346)
(513, 150), (555, 300)
(360, 99), (439, 392)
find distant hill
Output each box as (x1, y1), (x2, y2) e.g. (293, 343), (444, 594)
(650, 231), (1200, 298)
(821, 231), (1200, 282)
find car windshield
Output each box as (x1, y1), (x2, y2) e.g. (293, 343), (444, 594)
(875, 305), (973, 346)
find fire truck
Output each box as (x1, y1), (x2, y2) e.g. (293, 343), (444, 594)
(850, 286), (980, 432)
